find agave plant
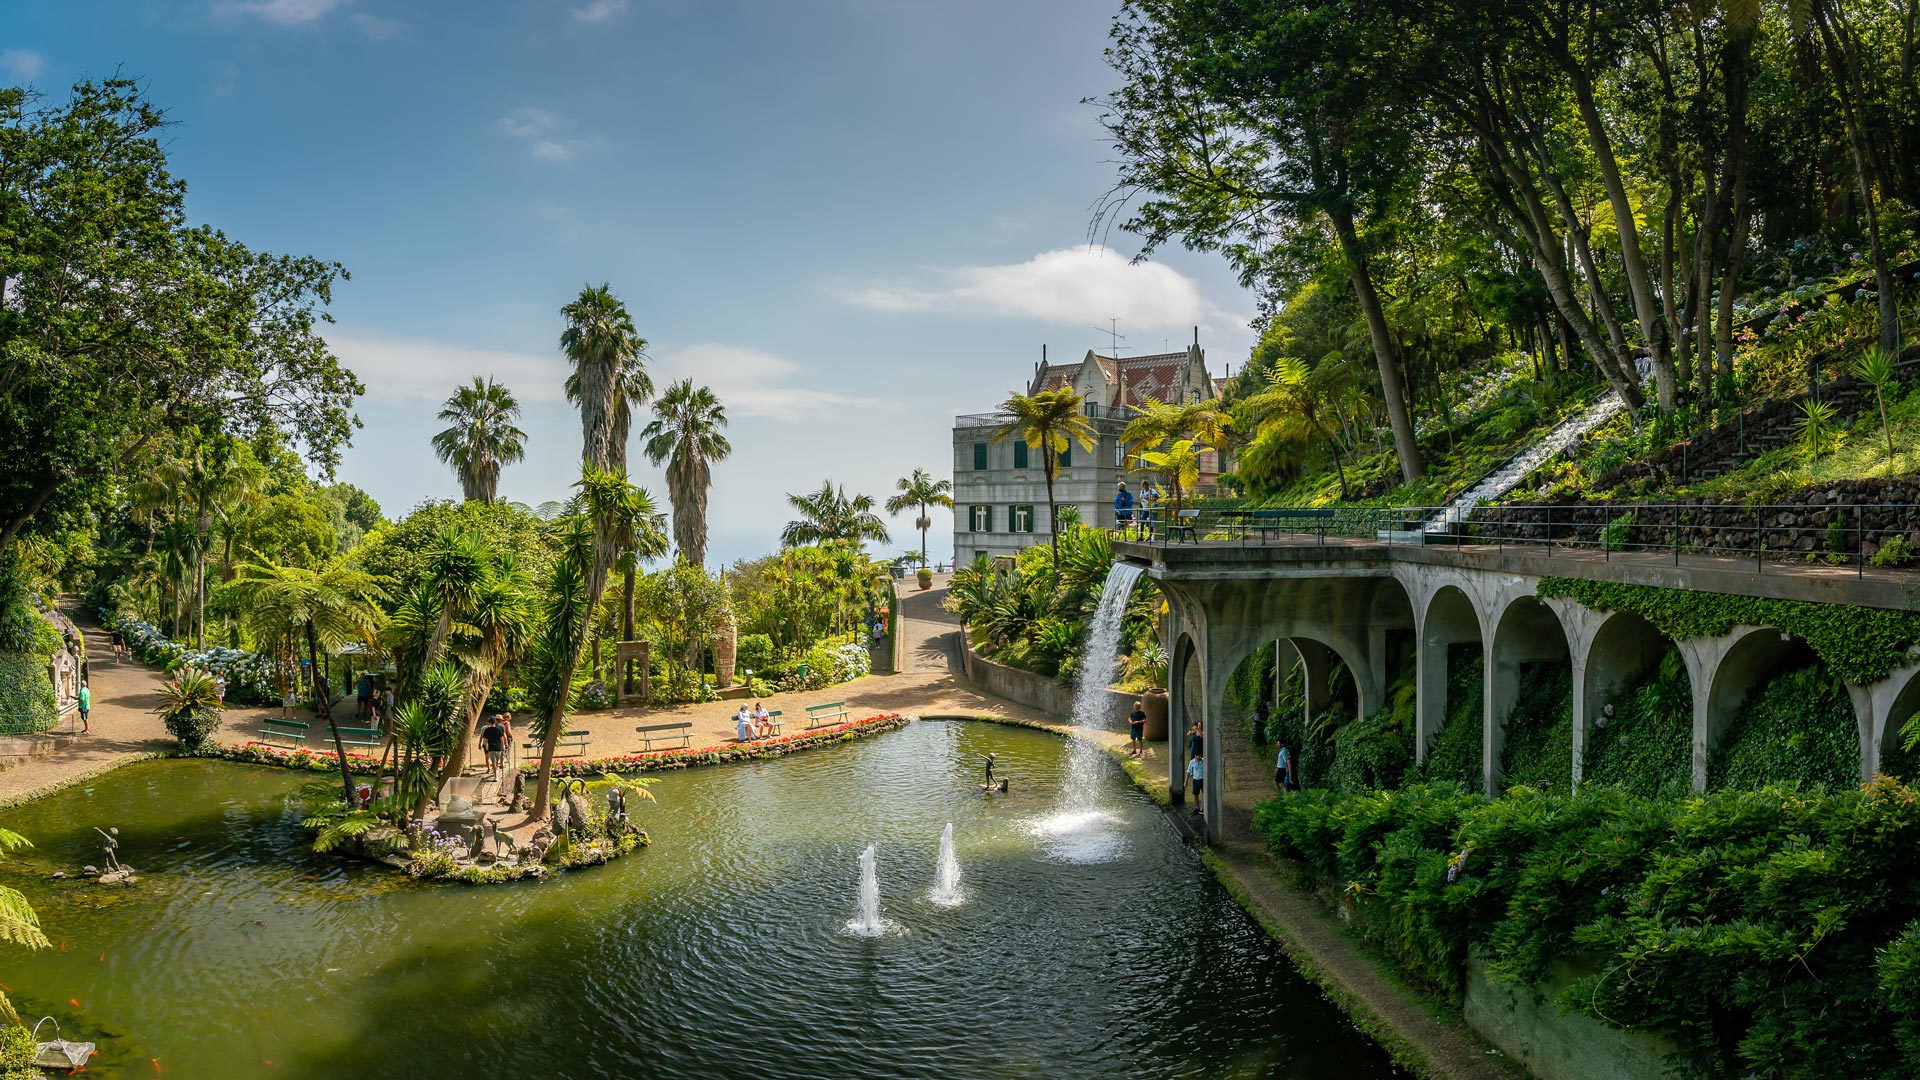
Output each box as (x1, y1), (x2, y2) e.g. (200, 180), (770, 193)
(156, 667), (222, 750)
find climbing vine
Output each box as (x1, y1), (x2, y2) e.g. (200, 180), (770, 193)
(1537, 577), (1920, 684)
(1415, 645), (1483, 789)
(1498, 665), (1573, 791)
(1582, 648), (1693, 797)
(1326, 661), (1417, 793)
(1708, 663), (1860, 792)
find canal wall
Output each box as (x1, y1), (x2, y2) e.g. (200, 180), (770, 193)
(958, 632), (1134, 724)
(1461, 951), (1677, 1080)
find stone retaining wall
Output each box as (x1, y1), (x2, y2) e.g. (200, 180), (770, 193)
(959, 631), (1135, 729)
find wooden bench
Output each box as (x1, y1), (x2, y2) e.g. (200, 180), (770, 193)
(805, 701), (851, 729)
(335, 725), (383, 748)
(1168, 508), (1201, 544)
(258, 718), (308, 745)
(766, 709), (784, 735)
(635, 722), (693, 751)
(525, 730), (591, 758)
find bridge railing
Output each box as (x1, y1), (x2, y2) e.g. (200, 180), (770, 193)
(1117, 502), (1920, 575)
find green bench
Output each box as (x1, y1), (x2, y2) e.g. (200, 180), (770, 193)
(525, 730), (591, 758)
(258, 718), (308, 745)
(766, 709), (784, 735)
(335, 725), (383, 748)
(805, 701), (850, 729)
(1223, 507), (1335, 543)
(635, 721), (693, 751)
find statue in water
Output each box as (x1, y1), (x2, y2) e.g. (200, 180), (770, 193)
(94, 827), (122, 873)
(563, 781), (592, 841)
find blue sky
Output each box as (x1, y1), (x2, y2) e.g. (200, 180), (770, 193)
(8, 0), (1256, 565)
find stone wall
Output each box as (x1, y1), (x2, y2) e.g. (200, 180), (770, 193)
(1473, 478), (1920, 561)
(1461, 950), (1677, 1080)
(958, 632), (1135, 731)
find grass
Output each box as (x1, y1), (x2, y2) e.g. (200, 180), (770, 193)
(1662, 383), (1920, 502)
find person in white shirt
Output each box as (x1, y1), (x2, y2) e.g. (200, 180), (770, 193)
(754, 702), (772, 736)
(1186, 754), (1204, 814)
(735, 706), (755, 741)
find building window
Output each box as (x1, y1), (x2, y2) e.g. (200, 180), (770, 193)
(1013, 442), (1028, 469)
(974, 550), (986, 561)
(969, 504), (993, 532)
(1010, 505), (1034, 533)
(1113, 440), (1125, 467)
(1058, 445), (1071, 468)
(972, 443), (987, 470)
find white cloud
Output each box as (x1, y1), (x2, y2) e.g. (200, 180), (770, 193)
(569, 0), (629, 24)
(836, 245), (1219, 330)
(326, 328), (568, 406)
(654, 344), (876, 420)
(1, 49), (48, 81)
(216, 0), (348, 25)
(495, 107), (601, 163)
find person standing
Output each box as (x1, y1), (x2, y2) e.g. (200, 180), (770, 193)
(76, 681), (91, 734)
(1186, 754), (1205, 814)
(1186, 721), (1204, 763)
(500, 712), (516, 773)
(1128, 699), (1147, 756)
(356, 672), (373, 719)
(1140, 481), (1160, 538)
(1274, 742), (1292, 791)
(1113, 481), (1136, 536)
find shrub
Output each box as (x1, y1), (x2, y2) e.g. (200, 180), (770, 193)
(1326, 666), (1416, 793)
(735, 633), (774, 676)
(157, 668), (222, 750)
(1583, 648), (1692, 797)
(1415, 646), (1483, 789)
(0, 1023), (37, 1080)
(1872, 535), (1916, 568)
(1708, 662), (1859, 792)
(1498, 665), (1573, 791)
(916, 566), (933, 588)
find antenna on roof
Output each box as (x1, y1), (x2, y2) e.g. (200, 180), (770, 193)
(1093, 316), (1126, 357)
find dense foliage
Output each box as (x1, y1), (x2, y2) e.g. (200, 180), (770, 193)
(1709, 663), (1861, 792)
(1582, 647), (1695, 797)
(1498, 666), (1574, 791)
(1259, 779), (1920, 1078)
(1415, 646), (1484, 789)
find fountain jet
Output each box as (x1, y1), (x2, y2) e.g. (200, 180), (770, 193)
(929, 822), (963, 906)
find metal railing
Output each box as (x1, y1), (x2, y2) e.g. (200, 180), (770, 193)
(1116, 503), (1920, 576)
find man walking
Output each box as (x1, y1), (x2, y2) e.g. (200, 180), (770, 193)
(76, 681), (91, 734)
(479, 714), (507, 780)
(1128, 699), (1147, 756)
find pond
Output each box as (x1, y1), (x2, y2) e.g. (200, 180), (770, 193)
(1, 721), (1400, 1079)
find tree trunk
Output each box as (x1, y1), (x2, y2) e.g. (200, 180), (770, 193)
(1044, 450), (1060, 584)
(308, 620), (356, 807)
(1817, 4), (1904, 356)
(620, 564), (637, 695)
(1326, 205), (1423, 482)
(439, 669), (494, 790)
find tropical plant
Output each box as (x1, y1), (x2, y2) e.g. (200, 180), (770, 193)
(431, 377), (527, 503)
(219, 555), (387, 804)
(1121, 396), (1230, 458)
(1794, 399), (1841, 462)
(884, 468), (953, 565)
(782, 480), (891, 548)
(573, 468), (668, 696)
(1136, 438), (1211, 513)
(991, 387), (1097, 581)
(526, 517), (596, 819)
(1239, 355), (1353, 497)
(0, 827), (48, 950)
(157, 666), (222, 749)
(394, 661), (467, 819)
(1852, 346), (1897, 476)
(641, 380), (731, 567)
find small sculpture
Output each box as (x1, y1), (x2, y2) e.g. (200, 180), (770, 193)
(562, 782), (592, 841)
(468, 816), (491, 862)
(550, 798), (570, 838)
(506, 771), (527, 813)
(605, 786), (630, 838)
(94, 827), (122, 874)
(525, 824), (554, 863)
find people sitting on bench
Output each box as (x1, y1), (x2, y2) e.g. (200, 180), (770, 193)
(753, 702), (776, 738)
(735, 705), (754, 741)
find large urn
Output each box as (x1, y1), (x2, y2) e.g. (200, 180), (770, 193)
(1141, 688), (1170, 741)
(713, 613), (739, 689)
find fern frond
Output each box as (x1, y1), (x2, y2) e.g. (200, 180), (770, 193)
(0, 885), (49, 950)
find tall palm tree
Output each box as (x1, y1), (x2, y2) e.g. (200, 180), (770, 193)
(782, 480), (892, 548)
(431, 377), (527, 503)
(885, 468), (953, 566)
(575, 468), (668, 694)
(990, 387), (1097, 579)
(641, 380), (731, 567)
(221, 556), (387, 804)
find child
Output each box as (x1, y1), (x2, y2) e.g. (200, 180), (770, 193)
(1186, 754), (1204, 814)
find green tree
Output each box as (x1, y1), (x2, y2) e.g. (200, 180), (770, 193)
(990, 387), (1096, 580)
(1853, 347), (1898, 476)
(885, 468), (953, 566)
(641, 380), (732, 567)
(0, 80), (360, 554)
(1137, 438), (1212, 513)
(526, 517), (596, 819)
(431, 377), (527, 503)
(573, 467), (668, 694)
(782, 480), (892, 548)
(1240, 355), (1354, 497)
(221, 556), (387, 804)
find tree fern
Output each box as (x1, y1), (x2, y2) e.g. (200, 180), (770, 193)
(0, 886), (47, 950)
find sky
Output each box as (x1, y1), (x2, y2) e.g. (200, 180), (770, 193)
(8, 0), (1257, 566)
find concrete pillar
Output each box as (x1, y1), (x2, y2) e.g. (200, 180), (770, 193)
(1851, 661), (1920, 780)
(1204, 681), (1225, 842)
(1168, 639), (1190, 806)
(1291, 638), (1333, 725)
(1484, 646), (1519, 796)
(1570, 660), (1590, 788)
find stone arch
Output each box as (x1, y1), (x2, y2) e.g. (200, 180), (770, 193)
(1574, 611), (1676, 787)
(1872, 665), (1920, 780)
(1486, 593), (1575, 794)
(1415, 584), (1485, 767)
(1696, 627), (1861, 791)
(1168, 629), (1202, 806)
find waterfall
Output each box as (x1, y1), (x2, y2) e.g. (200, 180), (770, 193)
(1029, 561), (1142, 864)
(846, 843), (886, 935)
(929, 822), (963, 906)
(1064, 562), (1144, 803)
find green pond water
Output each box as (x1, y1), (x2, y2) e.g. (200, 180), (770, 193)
(1, 720), (1399, 1079)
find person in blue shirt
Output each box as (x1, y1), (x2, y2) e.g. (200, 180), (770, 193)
(1113, 481), (1135, 535)
(1274, 742), (1292, 790)
(1186, 754), (1205, 814)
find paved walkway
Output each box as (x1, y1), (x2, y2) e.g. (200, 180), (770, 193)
(0, 604), (173, 804)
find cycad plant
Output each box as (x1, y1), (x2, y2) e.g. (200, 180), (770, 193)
(156, 667), (222, 750)
(1794, 399), (1840, 462)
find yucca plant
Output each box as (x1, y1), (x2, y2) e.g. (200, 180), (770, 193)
(1794, 399), (1840, 462)
(157, 667), (222, 750)
(1852, 346), (1897, 476)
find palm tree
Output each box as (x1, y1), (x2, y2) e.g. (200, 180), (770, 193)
(560, 283), (648, 477)
(782, 480), (892, 548)
(222, 556), (387, 804)
(527, 516), (596, 819)
(1137, 438), (1211, 513)
(990, 387), (1097, 579)
(420, 525), (492, 669)
(431, 377), (528, 503)
(1121, 397), (1230, 459)
(885, 468), (953, 566)
(437, 552), (533, 786)
(572, 469), (668, 694)
(641, 380), (732, 567)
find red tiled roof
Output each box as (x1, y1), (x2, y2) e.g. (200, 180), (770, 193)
(1104, 352), (1188, 409)
(1035, 362), (1082, 393)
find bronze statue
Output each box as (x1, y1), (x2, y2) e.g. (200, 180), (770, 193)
(605, 786), (630, 838)
(562, 780), (592, 841)
(93, 827), (121, 873)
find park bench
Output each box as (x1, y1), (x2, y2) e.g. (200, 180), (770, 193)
(635, 721), (693, 751)
(805, 701), (850, 729)
(1168, 509), (1201, 544)
(766, 709), (784, 735)
(258, 718), (308, 745)
(335, 725), (383, 748)
(1227, 507), (1335, 544)
(526, 730), (591, 758)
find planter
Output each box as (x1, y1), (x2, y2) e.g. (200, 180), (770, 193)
(916, 569), (933, 590)
(1141, 688), (1170, 741)
(713, 615), (738, 689)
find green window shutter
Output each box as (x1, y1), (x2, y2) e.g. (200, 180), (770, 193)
(1013, 442), (1028, 469)
(1058, 445), (1071, 468)
(973, 443), (987, 470)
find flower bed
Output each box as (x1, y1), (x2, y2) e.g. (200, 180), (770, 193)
(99, 608), (278, 704)
(536, 712), (907, 777)
(191, 739), (382, 774)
